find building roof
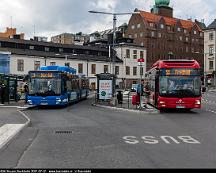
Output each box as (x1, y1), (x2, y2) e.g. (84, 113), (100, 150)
(138, 10), (202, 32)
(0, 37), (108, 52)
(206, 19), (216, 30)
(0, 47), (123, 63)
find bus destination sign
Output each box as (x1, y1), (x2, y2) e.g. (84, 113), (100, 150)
(30, 72), (60, 78)
(161, 69), (199, 76)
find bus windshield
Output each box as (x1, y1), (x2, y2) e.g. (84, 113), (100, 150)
(159, 76), (201, 98)
(29, 78), (62, 96)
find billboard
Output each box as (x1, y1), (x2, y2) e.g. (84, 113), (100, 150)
(99, 80), (113, 100)
(0, 54), (10, 74)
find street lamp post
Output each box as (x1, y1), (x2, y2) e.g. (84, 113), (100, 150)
(88, 10), (139, 75)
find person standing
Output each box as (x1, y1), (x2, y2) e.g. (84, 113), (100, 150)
(24, 84), (29, 104)
(0, 83), (6, 104)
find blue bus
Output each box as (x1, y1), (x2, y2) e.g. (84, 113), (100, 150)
(27, 66), (89, 106)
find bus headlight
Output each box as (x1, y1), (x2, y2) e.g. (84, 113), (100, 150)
(56, 98), (62, 102)
(27, 100), (33, 105)
(195, 100), (201, 105)
(159, 101), (165, 104)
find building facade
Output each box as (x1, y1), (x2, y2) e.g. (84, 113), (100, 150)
(0, 38), (125, 90)
(115, 44), (147, 89)
(125, 0), (205, 70)
(204, 19), (216, 86)
(51, 33), (89, 45)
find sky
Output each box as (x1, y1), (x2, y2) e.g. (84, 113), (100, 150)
(0, 0), (215, 40)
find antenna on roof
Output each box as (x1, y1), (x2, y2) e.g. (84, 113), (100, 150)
(10, 16), (13, 28)
(33, 24), (36, 37)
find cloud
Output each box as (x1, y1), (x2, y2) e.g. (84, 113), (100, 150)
(0, 0), (215, 40)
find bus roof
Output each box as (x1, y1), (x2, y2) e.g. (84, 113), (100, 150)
(151, 59), (200, 69)
(40, 66), (76, 74)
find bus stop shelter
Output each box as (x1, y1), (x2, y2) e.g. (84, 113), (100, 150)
(0, 74), (19, 103)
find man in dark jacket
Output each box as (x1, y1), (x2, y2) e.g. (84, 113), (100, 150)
(0, 83), (6, 104)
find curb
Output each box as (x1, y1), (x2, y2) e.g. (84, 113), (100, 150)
(92, 103), (158, 114)
(0, 110), (31, 150)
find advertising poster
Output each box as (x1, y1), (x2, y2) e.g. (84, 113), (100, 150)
(99, 80), (113, 100)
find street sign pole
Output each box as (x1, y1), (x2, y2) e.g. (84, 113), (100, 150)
(138, 58), (144, 110)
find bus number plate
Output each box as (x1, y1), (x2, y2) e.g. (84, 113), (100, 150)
(176, 105), (185, 109)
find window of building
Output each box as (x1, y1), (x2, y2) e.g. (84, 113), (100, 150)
(91, 64), (96, 74)
(45, 47), (49, 52)
(59, 48), (63, 53)
(126, 49), (130, 58)
(50, 62), (56, 66)
(133, 67), (137, 76)
(149, 23), (154, 27)
(29, 45), (34, 50)
(186, 37), (189, 42)
(167, 26), (171, 31)
(133, 50), (137, 59)
(192, 38), (195, 43)
(65, 63), (70, 67)
(158, 32), (162, 38)
(134, 33), (138, 38)
(179, 36), (183, 41)
(131, 25), (135, 30)
(177, 27), (181, 32)
(186, 46), (189, 52)
(200, 32), (203, 37)
(209, 61), (214, 70)
(191, 47), (194, 53)
(140, 67), (144, 76)
(160, 24), (164, 29)
(209, 33), (214, 41)
(115, 66), (119, 75)
(141, 42), (144, 46)
(140, 32), (144, 37)
(184, 29), (187, 34)
(194, 30), (197, 35)
(140, 51), (144, 59)
(126, 66), (130, 75)
(209, 46), (214, 55)
(151, 31), (155, 37)
(128, 34), (132, 38)
(34, 61), (40, 70)
(104, 65), (109, 73)
(78, 63), (83, 74)
(137, 23), (141, 28)
(17, 59), (24, 72)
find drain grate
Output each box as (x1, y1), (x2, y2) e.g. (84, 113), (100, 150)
(55, 131), (74, 134)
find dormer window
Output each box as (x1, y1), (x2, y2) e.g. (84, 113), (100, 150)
(29, 45), (34, 50)
(160, 24), (164, 29)
(194, 30), (197, 35)
(149, 23), (154, 27)
(45, 47), (49, 52)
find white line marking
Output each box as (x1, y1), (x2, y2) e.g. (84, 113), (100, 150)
(0, 124), (25, 149)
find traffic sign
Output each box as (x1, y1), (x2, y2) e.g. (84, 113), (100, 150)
(138, 58), (145, 63)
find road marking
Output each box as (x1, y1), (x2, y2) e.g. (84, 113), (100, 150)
(123, 136), (201, 145)
(0, 124), (25, 149)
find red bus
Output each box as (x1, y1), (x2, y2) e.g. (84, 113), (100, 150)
(145, 60), (202, 110)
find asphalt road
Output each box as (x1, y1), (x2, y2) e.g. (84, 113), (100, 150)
(1, 92), (216, 168)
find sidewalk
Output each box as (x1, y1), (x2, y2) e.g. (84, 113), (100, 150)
(0, 100), (29, 108)
(92, 96), (158, 114)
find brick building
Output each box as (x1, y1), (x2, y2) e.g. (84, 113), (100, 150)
(0, 27), (24, 39)
(125, 0), (205, 70)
